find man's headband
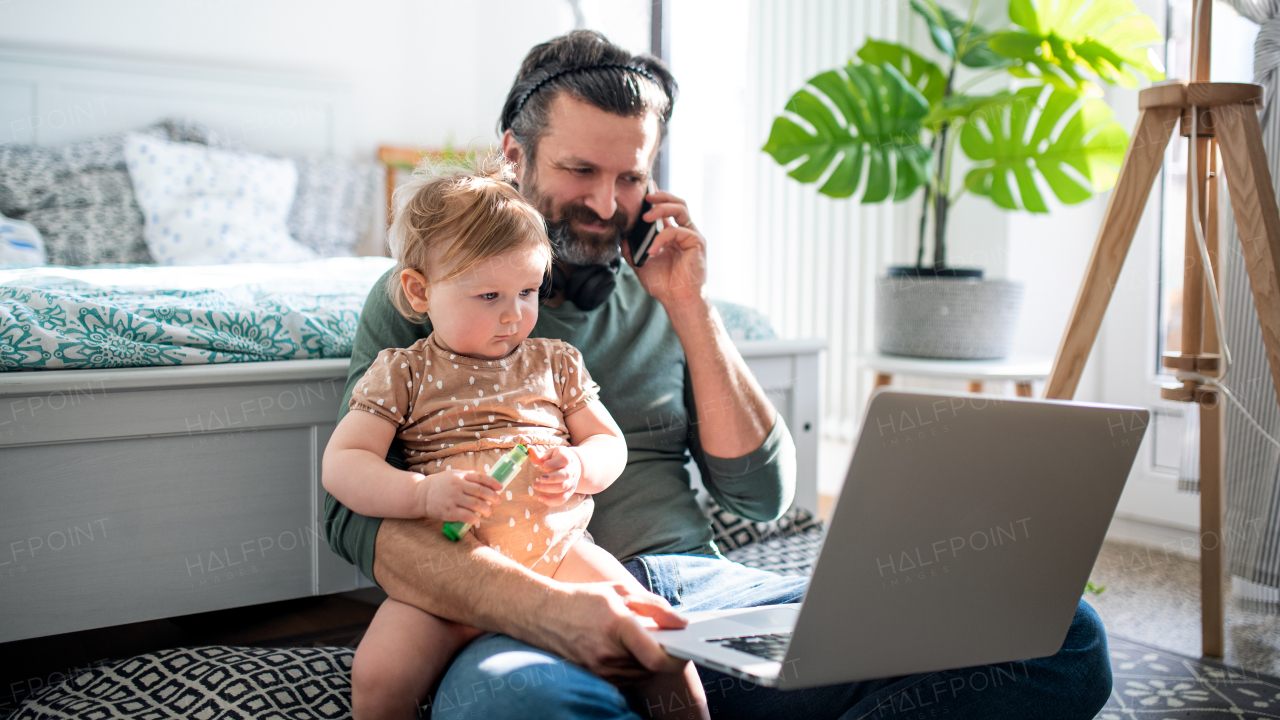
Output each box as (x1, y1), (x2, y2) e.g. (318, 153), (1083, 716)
(511, 63), (662, 119)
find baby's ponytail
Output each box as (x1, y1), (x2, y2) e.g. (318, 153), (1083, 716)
(473, 152), (518, 186)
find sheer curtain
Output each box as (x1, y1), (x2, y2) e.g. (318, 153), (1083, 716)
(668, 0), (907, 438)
(1219, 0), (1280, 613)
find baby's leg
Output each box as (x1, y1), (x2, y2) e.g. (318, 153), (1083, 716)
(554, 542), (710, 720)
(351, 597), (481, 720)
(552, 537), (648, 590)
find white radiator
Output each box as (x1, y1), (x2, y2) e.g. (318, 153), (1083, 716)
(744, 0), (912, 437)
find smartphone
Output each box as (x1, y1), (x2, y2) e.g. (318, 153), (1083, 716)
(628, 180), (664, 267)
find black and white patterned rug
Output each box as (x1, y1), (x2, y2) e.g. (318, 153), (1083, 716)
(1100, 636), (1280, 718)
(0, 523), (1272, 720)
(6, 635), (1279, 719)
(5, 646), (353, 720)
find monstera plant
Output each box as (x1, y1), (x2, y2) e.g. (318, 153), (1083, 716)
(763, 0), (1163, 359)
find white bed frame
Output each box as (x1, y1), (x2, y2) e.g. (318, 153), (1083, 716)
(0, 344), (822, 643)
(0, 48), (825, 644)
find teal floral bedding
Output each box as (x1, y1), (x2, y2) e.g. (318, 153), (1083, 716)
(1, 257), (395, 370)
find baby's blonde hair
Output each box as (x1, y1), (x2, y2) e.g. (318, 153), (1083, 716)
(386, 154), (551, 323)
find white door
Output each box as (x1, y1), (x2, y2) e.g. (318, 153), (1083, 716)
(1093, 0), (1258, 550)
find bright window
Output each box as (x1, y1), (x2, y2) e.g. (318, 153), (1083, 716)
(1157, 0), (1256, 370)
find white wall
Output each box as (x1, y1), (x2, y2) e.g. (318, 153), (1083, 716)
(0, 0), (1163, 402)
(0, 0), (650, 159)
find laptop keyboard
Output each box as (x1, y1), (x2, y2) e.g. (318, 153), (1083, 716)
(707, 632), (792, 661)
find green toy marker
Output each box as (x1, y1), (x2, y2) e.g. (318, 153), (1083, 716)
(442, 443), (530, 541)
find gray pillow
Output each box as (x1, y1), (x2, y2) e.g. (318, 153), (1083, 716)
(288, 156), (382, 257)
(22, 200), (148, 266)
(0, 136), (126, 213)
(0, 119), (228, 266)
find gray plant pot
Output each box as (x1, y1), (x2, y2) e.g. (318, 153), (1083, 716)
(875, 275), (1024, 360)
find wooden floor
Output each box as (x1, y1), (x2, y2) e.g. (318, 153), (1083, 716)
(818, 493), (836, 522)
(0, 590), (382, 711)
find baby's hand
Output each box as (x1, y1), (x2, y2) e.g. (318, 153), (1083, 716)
(528, 445), (583, 506)
(414, 469), (503, 523)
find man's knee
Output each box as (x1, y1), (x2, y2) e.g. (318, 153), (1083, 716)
(1071, 601), (1113, 709)
(431, 635), (631, 720)
(1038, 600), (1113, 717)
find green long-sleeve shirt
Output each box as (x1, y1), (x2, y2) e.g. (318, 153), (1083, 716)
(323, 262), (796, 583)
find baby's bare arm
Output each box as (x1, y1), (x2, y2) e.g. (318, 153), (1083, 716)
(324, 412), (504, 523)
(561, 399), (627, 495)
(323, 412), (429, 519)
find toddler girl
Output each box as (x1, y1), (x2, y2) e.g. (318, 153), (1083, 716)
(322, 159), (707, 720)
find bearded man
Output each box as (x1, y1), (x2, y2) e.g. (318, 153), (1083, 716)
(325, 29), (1113, 720)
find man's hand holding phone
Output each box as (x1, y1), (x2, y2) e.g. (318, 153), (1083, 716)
(623, 182), (707, 308)
(626, 180), (664, 268)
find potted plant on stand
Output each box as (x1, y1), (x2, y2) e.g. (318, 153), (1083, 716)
(763, 0), (1164, 359)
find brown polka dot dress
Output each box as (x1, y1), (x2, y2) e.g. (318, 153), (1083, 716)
(350, 332), (602, 575)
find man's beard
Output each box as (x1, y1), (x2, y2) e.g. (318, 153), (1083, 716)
(523, 176), (629, 266)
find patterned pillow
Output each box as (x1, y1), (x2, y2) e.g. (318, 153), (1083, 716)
(19, 169), (152, 266)
(289, 156), (382, 257)
(704, 495), (823, 554)
(0, 119), (229, 266)
(124, 133), (316, 265)
(8, 646), (352, 719)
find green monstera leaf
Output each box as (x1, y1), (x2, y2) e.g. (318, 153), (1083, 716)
(909, 0), (1010, 68)
(856, 40), (947, 104)
(960, 85), (1127, 212)
(990, 0), (1164, 90)
(922, 91), (1021, 130)
(763, 61), (932, 202)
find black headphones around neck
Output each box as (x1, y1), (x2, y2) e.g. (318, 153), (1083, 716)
(538, 256), (622, 311)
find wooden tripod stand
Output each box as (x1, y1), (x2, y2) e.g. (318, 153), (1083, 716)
(1044, 1), (1280, 659)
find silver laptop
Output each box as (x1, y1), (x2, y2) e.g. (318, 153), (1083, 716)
(651, 389), (1147, 690)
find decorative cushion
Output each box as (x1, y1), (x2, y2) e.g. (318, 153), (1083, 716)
(9, 646), (353, 720)
(124, 133), (316, 265)
(0, 212), (45, 268)
(704, 496), (823, 554)
(0, 119), (229, 267)
(288, 157), (382, 257)
(0, 143), (117, 213)
(711, 300), (778, 341)
(19, 172), (147, 266)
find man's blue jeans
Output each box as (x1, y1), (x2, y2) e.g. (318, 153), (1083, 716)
(429, 554), (1113, 719)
